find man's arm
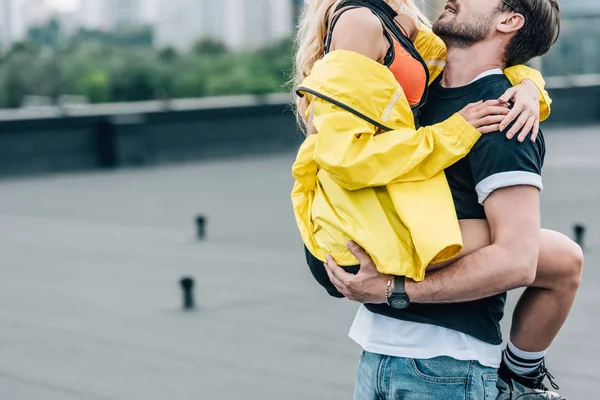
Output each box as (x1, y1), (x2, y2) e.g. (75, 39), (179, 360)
(405, 184), (540, 303)
(322, 185), (541, 304)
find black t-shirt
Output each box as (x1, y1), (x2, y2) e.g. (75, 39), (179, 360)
(364, 73), (545, 345)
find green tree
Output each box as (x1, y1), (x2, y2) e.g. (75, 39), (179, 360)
(0, 43), (44, 107)
(77, 70), (110, 103)
(159, 47), (178, 62)
(27, 19), (61, 51)
(0, 22), (295, 108)
(68, 25), (153, 49)
(193, 38), (228, 56)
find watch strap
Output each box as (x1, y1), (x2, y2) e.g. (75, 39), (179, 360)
(392, 275), (406, 295)
(389, 276), (410, 309)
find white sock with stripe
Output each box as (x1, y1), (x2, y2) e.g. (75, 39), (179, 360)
(503, 340), (548, 376)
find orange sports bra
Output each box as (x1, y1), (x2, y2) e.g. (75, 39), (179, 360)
(387, 40), (428, 107)
(325, 5), (427, 107)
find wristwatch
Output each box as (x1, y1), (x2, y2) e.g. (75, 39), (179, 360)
(388, 276), (410, 309)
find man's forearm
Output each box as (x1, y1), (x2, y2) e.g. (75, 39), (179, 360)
(405, 243), (536, 303)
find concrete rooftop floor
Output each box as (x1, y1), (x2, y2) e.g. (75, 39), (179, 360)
(0, 125), (599, 399)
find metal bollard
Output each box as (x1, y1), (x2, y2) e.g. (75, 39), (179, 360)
(196, 216), (207, 240)
(180, 277), (196, 311)
(573, 224), (586, 251)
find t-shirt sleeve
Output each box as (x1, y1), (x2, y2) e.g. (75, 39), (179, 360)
(469, 129), (545, 204)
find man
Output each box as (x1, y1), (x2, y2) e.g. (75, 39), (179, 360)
(322, 0), (580, 399)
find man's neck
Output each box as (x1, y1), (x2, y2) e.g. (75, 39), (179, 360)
(442, 41), (506, 88)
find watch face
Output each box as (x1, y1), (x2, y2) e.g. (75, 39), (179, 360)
(391, 298), (409, 309)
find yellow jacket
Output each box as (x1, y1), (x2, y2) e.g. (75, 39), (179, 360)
(292, 27), (551, 282)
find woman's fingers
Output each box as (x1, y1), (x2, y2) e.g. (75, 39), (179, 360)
(499, 104), (523, 132)
(459, 100), (510, 132)
(473, 99), (506, 111)
(466, 94), (541, 141)
(477, 115), (507, 127)
(499, 86), (518, 103)
(477, 124), (501, 134)
(531, 119), (540, 142)
(506, 112), (531, 139)
(474, 106), (510, 120)
(517, 117), (536, 142)
(465, 100), (484, 110)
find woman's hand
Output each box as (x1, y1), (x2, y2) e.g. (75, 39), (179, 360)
(498, 79), (541, 142)
(458, 100), (510, 134)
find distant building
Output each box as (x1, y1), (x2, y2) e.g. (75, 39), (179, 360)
(155, 0), (294, 51)
(77, 0), (155, 31)
(13, 0), (53, 40)
(76, 0), (111, 30)
(154, 0), (202, 50)
(111, 0), (142, 28)
(139, 0), (159, 25)
(54, 10), (80, 37)
(0, 0), (10, 51)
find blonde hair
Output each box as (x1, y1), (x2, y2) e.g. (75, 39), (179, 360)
(293, 0), (429, 132)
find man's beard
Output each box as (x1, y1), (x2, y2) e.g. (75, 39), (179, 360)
(433, 13), (496, 49)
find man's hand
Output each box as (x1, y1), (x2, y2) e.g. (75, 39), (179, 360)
(324, 241), (389, 304)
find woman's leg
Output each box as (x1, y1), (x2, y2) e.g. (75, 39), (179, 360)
(509, 229), (584, 352)
(446, 223), (583, 351)
(428, 219), (491, 272)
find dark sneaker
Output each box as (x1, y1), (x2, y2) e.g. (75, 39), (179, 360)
(496, 360), (565, 399)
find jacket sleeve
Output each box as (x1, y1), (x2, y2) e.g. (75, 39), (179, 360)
(311, 97), (482, 191)
(503, 65), (551, 121)
(291, 135), (318, 191)
(414, 24), (447, 85)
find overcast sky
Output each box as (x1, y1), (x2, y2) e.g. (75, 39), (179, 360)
(46, 0), (81, 12)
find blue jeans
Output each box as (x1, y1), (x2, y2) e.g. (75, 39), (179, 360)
(354, 351), (499, 400)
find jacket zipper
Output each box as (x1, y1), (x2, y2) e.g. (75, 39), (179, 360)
(297, 87), (393, 132)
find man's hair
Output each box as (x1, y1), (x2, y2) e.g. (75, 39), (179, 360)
(500, 0), (561, 67)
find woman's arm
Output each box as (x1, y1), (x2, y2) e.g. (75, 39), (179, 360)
(308, 9), (507, 190)
(413, 23), (448, 84)
(311, 97), (508, 190)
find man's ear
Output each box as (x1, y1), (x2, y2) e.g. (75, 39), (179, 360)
(496, 12), (525, 34)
